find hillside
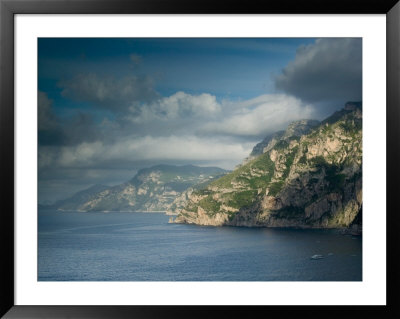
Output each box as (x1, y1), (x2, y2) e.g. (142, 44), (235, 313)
(173, 102), (362, 232)
(241, 119), (320, 166)
(52, 165), (228, 212)
(48, 184), (110, 211)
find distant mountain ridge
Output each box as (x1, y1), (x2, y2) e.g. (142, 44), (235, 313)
(48, 184), (110, 211)
(50, 165), (228, 212)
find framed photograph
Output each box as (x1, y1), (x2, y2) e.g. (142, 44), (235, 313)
(1, 0), (399, 318)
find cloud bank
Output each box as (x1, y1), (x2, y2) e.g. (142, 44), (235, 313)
(275, 38), (362, 107)
(39, 91), (315, 172)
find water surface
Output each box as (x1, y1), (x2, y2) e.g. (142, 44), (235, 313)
(38, 210), (362, 281)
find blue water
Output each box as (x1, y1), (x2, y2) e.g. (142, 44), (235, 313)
(38, 210), (362, 281)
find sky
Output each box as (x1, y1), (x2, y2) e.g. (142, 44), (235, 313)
(38, 38), (362, 203)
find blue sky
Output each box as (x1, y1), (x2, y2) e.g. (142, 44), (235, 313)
(39, 38), (315, 113)
(38, 38), (362, 203)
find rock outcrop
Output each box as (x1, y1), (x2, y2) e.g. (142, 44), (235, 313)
(241, 119), (319, 166)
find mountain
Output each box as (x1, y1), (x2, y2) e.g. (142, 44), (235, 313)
(49, 184), (110, 211)
(173, 102), (362, 232)
(165, 175), (226, 216)
(242, 119), (320, 166)
(52, 165), (228, 212)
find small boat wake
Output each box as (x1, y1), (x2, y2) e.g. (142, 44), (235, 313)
(310, 254), (324, 260)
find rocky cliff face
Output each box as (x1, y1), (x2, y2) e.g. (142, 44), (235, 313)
(241, 119), (319, 166)
(173, 103), (362, 231)
(53, 165), (228, 212)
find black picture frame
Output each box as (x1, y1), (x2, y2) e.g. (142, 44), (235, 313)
(1, 0), (399, 318)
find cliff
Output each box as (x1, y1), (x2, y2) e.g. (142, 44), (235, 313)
(241, 119), (320, 166)
(173, 103), (362, 231)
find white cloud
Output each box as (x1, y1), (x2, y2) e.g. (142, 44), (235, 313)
(125, 92), (317, 141)
(40, 135), (252, 170)
(128, 91), (221, 123)
(201, 94), (316, 137)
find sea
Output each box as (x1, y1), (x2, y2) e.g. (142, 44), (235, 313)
(38, 209), (362, 281)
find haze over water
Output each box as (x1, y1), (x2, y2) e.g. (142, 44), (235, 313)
(38, 210), (362, 281)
